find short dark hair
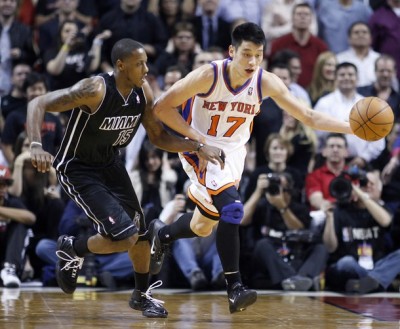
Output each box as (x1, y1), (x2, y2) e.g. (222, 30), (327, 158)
(324, 133), (348, 147)
(292, 2), (313, 16)
(165, 64), (188, 78)
(231, 22), (266, 49)
(22, 72), (47, 92)
(268, 62), (292, 78)
(111, 39), (144, 66)
(271, 49), (300, 66)
(348, 21), (371, 36)
(335, 61), (358, 75)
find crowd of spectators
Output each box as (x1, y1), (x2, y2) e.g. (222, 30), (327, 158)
(1, 0), (400, 295)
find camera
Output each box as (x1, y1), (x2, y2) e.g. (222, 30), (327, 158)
(329, 165), (368, 204)
(265, 173), (281, 195)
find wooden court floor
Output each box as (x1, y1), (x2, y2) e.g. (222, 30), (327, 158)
(1, 287), (400, 329)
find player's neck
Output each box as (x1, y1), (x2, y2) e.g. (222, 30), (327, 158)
(226, 63), (251, 89)
(114, 74), (134, 98)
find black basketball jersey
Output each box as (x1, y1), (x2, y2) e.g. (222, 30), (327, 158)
(54, 72), (146, 169)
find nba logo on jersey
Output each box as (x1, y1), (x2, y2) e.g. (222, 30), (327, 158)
(248, 87), (253, 96)
(136, 95), (140, 103)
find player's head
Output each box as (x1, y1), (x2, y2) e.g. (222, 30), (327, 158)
(229, 23), (266, 77)
(231, 22), (266, 49)
(111, 38), (144, 66)
(111, 38), (148, 87)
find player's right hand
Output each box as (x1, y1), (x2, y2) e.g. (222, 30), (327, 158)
(197, 145), (226, 171)
(30, 145), (54, 173)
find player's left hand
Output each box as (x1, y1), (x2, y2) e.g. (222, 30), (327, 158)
(197, 145), (225, 172)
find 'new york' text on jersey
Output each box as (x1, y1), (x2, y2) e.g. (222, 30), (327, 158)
(182, 59), (263, 154)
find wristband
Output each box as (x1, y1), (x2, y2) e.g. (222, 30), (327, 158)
(61, 44), (69, 52)
(196, 143), (205, 152)
(279, 207), (288, 215)
(30, 141), (42, 150)
(93, 38), (103, 46)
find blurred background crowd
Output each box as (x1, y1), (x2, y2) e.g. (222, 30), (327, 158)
(1, 0), (400, 295)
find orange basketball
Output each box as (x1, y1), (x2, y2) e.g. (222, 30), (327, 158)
(349, 97), (394, 141)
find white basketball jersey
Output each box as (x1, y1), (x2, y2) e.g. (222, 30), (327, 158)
(181, 59), (263, 154)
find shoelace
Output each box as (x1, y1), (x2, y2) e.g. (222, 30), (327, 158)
(142, 280), (165, 306)
(4, 267), (16, 276)
(56, 250), (84, 271)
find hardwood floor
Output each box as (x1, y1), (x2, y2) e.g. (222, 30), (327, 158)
(1, 287), (400, 328)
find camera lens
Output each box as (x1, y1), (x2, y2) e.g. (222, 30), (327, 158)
(329, 176), (352, 203)
(266, 184), (280, 195)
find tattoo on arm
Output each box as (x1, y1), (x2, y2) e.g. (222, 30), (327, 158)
(47, 78), (100, 111)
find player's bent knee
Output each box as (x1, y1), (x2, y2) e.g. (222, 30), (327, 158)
(220, 202), (244, 225)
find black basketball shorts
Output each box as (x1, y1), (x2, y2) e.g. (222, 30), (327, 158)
(56, 159), (146, 241)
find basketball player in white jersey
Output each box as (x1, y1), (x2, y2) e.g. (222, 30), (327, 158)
(148, 22), (353, 313)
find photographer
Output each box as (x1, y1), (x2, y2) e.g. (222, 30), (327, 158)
(322, 170), (400, 293)
(242, 172), (328, 291)
(244, 134), (304, 204)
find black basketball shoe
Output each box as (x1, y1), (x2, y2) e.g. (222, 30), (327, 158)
(55, 235), (84, 294)
(147, 219), (168, 275)
(228, 282), (257, 313)
(129, 280), (168, 318)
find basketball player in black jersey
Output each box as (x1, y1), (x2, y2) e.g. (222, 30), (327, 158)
(26, 38), (225, 318)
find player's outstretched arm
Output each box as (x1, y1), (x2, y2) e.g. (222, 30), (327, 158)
(27, 77), (104, 173)
(264, 72), (353, 134)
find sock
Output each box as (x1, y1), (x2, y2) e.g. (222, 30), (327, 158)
(134, 272), (149, 292)
(216, 220), (242, 290)
(73, 236), (90, 257)
(158, 213), (198, 243)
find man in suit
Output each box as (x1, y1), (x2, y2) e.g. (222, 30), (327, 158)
(191, 0), (231, 52)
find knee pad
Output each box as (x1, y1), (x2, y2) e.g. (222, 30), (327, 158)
(220, 201), (244, 225)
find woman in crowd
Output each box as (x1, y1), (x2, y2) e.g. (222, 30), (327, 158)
(308, 51), (337, 107)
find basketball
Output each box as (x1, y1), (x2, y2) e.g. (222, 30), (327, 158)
(349, 97), (394, 141)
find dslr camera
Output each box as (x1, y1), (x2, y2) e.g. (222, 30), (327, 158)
(329, 165), (369, 204)
(265, 173), (281, 196)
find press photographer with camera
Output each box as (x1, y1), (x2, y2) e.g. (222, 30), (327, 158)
(322, 170), (400, 293)
(242, 172), (328, 291)
(244, 133), (304, 204)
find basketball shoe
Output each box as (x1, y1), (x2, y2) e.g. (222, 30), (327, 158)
(129, 280), (168, 318)
(147, 219), (168, 275)
(55, 235), (84, 294)
(227, 282), (257, 313)
(1, 262), (21, 288)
